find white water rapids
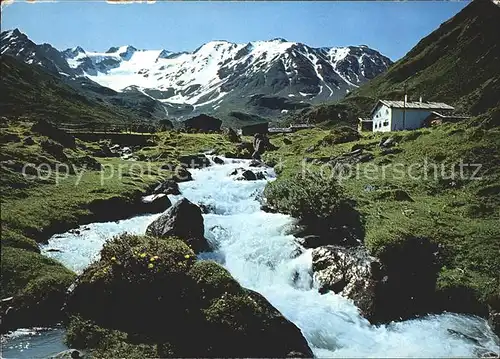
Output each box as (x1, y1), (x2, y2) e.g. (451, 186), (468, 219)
(3, 158), (499, 358)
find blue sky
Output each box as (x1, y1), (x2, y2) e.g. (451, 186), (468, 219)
(3, 1), (468, 61)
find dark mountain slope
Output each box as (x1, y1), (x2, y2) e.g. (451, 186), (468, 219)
(0, 55), (157, 125)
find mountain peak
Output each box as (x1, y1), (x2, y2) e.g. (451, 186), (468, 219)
(1, 28), (27, 42)
(193, 40), (236, 54)
(269, 37), (288, 43)
(106, 46), (120, 53)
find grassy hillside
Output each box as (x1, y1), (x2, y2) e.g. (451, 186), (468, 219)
(263, 112), (500, 311)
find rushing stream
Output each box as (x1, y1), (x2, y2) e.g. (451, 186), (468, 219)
(2, 158), (499, 358)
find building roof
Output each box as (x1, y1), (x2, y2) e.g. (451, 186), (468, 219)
(269, 127), (292, 133)
(382, 100), (454, 110)
(372, 100), (454, 115)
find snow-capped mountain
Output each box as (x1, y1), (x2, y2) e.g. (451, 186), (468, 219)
(1, 29), (392, 119)
(1, 29), (76, 76)
(1, 29), (171, 122)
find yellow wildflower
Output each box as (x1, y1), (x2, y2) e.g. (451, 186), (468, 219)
(148, 263), (154, 269)
(140, 253), (147, 258)
(184, 254), (191, 259)
(111, 256), (116, 261)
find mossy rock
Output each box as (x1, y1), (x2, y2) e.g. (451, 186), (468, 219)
(66, 316), (158, 358)
(66, 234), (198, 339)
(187, 260), (241, 302)
(202, 289), (312, 357)
(65, 234), (313, 357)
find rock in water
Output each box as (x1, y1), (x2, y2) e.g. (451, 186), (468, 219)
(140, 194), (172, 214)
(249, 159), (263, 167)
(213, 156), (225, 165)
(146, 198), (209, 253)
(242, 170), (257, 181)
(173, 167), (193, 182)
(312, 245), (382, 319)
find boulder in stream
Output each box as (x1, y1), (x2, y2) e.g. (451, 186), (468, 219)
(173, 167), (193, 182)
(231, 168), (267, 181)
(312, 245), (382, 319)
(213, 156), (225, 165)
(140, 194), (172, 214)
(311, 236), (449, 324)
(146, 198), (209, 253)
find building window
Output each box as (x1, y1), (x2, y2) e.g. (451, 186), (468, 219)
(383, 121), (389, 126)
(386, 109), (389, 115)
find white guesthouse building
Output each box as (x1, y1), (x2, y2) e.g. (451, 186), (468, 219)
(370, 99), (455, 132)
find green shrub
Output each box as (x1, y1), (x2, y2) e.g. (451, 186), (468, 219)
(97, 233), (196, 283)
(264, 172), (353, 224)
